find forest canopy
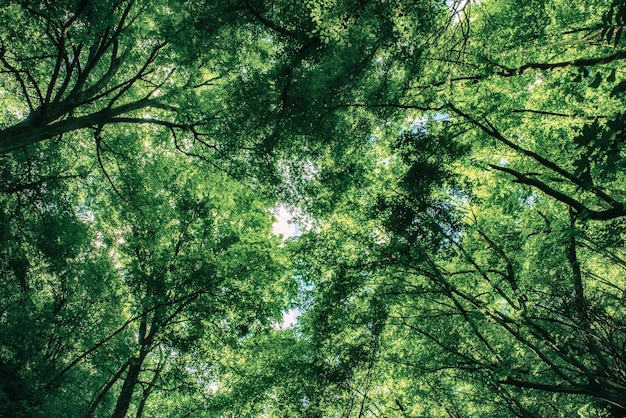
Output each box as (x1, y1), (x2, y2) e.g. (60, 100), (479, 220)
(1, 0), (626, 416)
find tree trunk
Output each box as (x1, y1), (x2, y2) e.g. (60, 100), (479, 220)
(85, 359), (130, 418)
(0, 98), (155, 154)
(111, 350), (148, 418)
(112, 319), (153, 418)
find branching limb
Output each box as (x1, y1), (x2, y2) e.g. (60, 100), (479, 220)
(496, 49), (626, 77)
(449, 104), (625, 214)
(489, 164), (625, 220)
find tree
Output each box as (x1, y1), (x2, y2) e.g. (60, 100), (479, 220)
(3, 0), (626, 416)
(0, 0), (197, 153)
(0, 117), (292, 417)
(271, 0), (626, 416)
(2, 0), (438, 414)
(105, 139), (290, 417)
(0, 0), (444, 188)
(0, 139), (127, 416)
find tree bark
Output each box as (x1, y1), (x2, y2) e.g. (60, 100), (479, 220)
(112, 319), (153, 418)
(0, 98), (159, 154)
(111, 352), (148, 418)
(85, 359), (130, 418)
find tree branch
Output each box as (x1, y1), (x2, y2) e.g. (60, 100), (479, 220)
(449, 103), (625, 213)
(496, 50), (626, 77)
(489, 164), (626, 220)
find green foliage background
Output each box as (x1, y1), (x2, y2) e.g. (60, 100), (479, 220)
(1, 0), (625, 416)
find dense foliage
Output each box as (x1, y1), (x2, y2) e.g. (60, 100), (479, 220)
(1, 0), (625, 416)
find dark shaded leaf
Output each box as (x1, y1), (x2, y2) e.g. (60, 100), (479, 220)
(608, 69), (617, 83)
(589, 72), (602, 88)
(611, 80), (626, 96)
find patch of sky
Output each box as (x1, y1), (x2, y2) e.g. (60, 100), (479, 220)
(270, 201), (316, 243)
(75, 205), (94, 223)
(409, 112), (450, 133)
(524, 192), (536, 207)
(270, 207), (306, 330)
(274, 274), (316, 331)
(271, 205), (300, 239)
(277, 308), (301, 330)
(447, 0), (482, 23)
(528, 73), (543, 91)
(497, 298), (513, 315)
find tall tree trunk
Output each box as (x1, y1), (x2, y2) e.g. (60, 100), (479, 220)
(0, 97), (156, 154)
(111, 349), (149, 418)
(112, 319), (153, 418)
(85, 359), (130, 418)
